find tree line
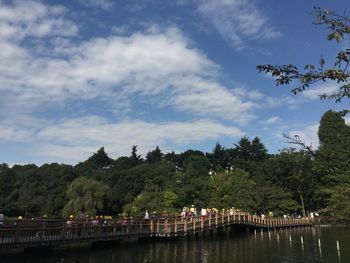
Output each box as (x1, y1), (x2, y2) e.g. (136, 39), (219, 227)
(0, 110), (349, 222)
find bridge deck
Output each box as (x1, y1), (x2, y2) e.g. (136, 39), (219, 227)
(0, 212), (311, 249)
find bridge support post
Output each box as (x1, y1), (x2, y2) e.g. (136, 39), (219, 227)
(150, 220), (154, 236)
(15, 221), (21, 244)
(61, 221), (66, 240)
(164, 219), (168, 236)
(174, 218), (177, 235)
(156, 220), (160, 235)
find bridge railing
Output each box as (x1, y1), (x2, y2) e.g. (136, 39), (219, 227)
(0, 213), (311, 246)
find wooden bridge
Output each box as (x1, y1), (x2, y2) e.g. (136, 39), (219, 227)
(0, 212), (311, 249)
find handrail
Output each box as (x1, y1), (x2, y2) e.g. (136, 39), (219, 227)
(0, 212), (311, 248)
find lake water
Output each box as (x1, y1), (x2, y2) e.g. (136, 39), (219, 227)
(2, 226), (349, 263)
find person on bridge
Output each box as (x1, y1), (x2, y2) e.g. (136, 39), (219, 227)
(0, 213), (4, 226)
(144, 210), (149, 220)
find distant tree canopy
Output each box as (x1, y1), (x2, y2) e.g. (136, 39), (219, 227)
(1, 112), (350, 222)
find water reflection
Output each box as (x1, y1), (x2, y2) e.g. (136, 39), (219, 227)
(2, 227), (349, 263)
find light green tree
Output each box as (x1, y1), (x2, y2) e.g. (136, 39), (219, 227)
(63, 177), (110, 217)
(209, 169), (259, 211)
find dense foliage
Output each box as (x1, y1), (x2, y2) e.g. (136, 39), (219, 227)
(255, 7), (350, 222)
(0, 110), (349, 222)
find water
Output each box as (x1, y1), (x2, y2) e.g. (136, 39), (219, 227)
(2, 226), (349, 263)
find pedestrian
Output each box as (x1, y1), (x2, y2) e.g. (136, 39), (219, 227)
(0, 213), (4, 226)
(144, 210), (149, 220)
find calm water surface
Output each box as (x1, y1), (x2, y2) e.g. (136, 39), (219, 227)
(2, 226), (349, 263)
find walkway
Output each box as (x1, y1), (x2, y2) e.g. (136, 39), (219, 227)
(0, 212), (311, 249)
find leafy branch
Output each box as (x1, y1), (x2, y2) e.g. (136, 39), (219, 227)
(257, 7), (350, 103)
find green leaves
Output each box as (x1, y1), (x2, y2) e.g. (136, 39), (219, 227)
(63, 177), (110, 217)
(257, 7), (350, 104)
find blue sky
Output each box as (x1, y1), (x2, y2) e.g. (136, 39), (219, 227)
(0, 0), (349, 165)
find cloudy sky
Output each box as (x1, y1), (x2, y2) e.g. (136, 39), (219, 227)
(0, 0), (348, 165)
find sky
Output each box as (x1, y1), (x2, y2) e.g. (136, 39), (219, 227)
(0, 0), (349, 165)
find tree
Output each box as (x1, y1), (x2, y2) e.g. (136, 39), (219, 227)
(183, 155), (211, 176)
(313, 111), (350, 219)
(146, 146), (163, 163)
(208, 143), (231, 172)
(209, 169), (259, 211)
(74, 147), (113, 180)
(318, 110), (350, 148)
(0, 164), (17, 215)
(322, 185), (350, 222)
(315, 110), (350, 176)
(256, 183), (300, 216)
(63, 177), (110, 217)
(263, 149), (315, 217)
(130, 145), (143, 167)
(232, 136), (268, 177)
(163, 190), (179, 212)
(257, 7), (350, 107)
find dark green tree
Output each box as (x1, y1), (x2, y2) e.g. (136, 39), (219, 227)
(314, 111), (350, 219)
(130, 145), (143, 167)
(263, 149), (315, 217)
(146, 146), (163, 163)
(74, 147), (113, 178)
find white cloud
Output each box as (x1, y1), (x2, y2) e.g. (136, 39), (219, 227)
(0, 0), (266, 164)
(263, 116), (280, 125)
(196, 0), (280, 49)
(263, 96), (304, 110)
(302, 83), (339, 100)
(0, 1), (258, 124)
(169, 76), (257, 124)
(0, 0), (77, 40)
(289, 124), (319, 149)
(1, 116), (244, 163)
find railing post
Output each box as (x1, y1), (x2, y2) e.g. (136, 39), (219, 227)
(150, 219), (154, 235)
(15, 221), (21, 244)
(164, 219), (168, 236)
(209, 214), (211, 227)
(184, 219), (187, 234)
(40, 220), (45, 242)
(215, 213), (218, 226)
(174, 219), (177, 235)
(201, 216), (204, 229)
(98, 219), (103, 238)
(112, 219), (116, 235)
(61, 220), (66, 240)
